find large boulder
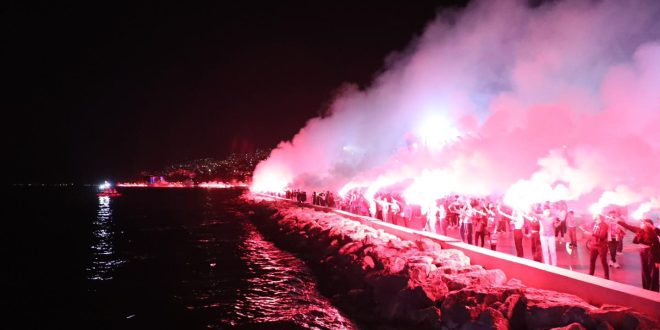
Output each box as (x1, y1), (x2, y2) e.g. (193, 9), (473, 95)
(338, 241), (364, 256)
(361, 255), (376, 270)
(436, 264), (485, 275)
(407, 262), (436, 283)
(365, 272), (409, 305)
(501, 293), (527, 330)
(331, 288), (374, 319)
(409, 306), (443, 329)
(383, 256), (407, 274)
(550, 322), (588, 330)
(588, 305), (660, 330)
(378, 286), (435, 322)
(405, 254), (435, 265)
(414, 271), (450, 303)
(474, 307), (509, 330)
(415, 238), (443, 253)
(442, 269), (507, 291)
(433, 249), (471, 267)
(524, 288), (597, 329)
(440, 290), (473, 328)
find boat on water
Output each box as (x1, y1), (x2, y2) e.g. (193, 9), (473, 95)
(97, 181), (122, 197)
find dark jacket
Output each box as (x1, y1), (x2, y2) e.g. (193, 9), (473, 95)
(618, 221), (660, 262)
(591, 221), (609, 247)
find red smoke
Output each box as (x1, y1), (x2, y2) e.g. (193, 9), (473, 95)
(252, 0), (660, 219)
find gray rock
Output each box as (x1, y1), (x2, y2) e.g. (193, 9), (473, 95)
(550, 322), (587, 330)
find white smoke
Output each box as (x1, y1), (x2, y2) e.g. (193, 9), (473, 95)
(251, 0), (660, 216)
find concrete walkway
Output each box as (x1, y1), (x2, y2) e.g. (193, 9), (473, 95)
(417, 221), (645, 289)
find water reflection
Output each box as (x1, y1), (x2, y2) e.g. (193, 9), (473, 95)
(231, 224), (357, 329)
(87, 196), (124, 281)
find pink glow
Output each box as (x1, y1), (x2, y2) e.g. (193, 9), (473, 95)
(198, 181), (230, 188)
(151, 181), (190, 188)
(251, 0), (660, 217)
(199, 181), (248, 188)
(199, 182), (230, 188)
(117, 182), (149, 187)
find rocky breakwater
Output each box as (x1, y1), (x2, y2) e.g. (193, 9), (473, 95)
(245, 197), (660, 330)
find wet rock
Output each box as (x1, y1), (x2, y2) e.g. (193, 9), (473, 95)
(476, 307), (509, 330)
(415, 270), (450, 303)
(433, 249), (471, 267)
(410, 306), (443, 328)
(361, 233), (383, 247)
(502, 293), (527, 330)
(596, 322), (616, 330)
(386, 238), (408, 251)
(383, 256), (407, 274)
(441, 290), (473, 327)
(406, 254), (435, 265)
(332, 288), (374, 319)
(338, 241), (363, 256)
(407, 262), (436, 283)
(361, 255), (376, 270)
(366, 272), (409, 304)
(505, 278), (526, 288)
(442, 269), (507, 291)
(588, 305), (659, 330)
(307, 224), (323, 238)
(436, 264), (484, 275)
(550, 322), (587, 330)
(525, 288), (597, 329)
(379, 286), (435, 322)
(415, 238), (443, 253)
(367, 244), (400, 264)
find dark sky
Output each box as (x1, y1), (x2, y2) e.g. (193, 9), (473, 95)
(5, 1), (468, 183)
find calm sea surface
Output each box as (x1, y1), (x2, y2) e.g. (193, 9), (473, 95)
(7, 187), (357, 329)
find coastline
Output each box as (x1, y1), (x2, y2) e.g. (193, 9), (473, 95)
(243, 194), (660, 329)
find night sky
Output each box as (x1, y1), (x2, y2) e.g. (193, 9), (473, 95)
(5, 1), (469, 183)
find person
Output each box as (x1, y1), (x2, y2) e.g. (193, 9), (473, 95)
(498, 202), (510, 234)
(555, 201), (568, 244)
(358, 197), (370, 216)
(381, 198), (391, 224)
(458, 199), (473, 244)
(606, 211), (622, 268)
(402, 202), (413, 228)
(618, 218), (660, 291)
(566, 210), (578, 249)
(472, 200), (488, 247)
(390, 198), (401, 225)
(539, 206), (558, 266)
(319, 191), (326, 206)
(486, 203), (499, 251)
(499, 205), (526, 257)
(528, 212), (543, 263)
(588, 214), (610, 280)
(609, 211), (626, 255)
(447, 196), (462, 229)
(437, 199), (448, 235)
(374, 198), (383, 220)
(423, 202), (438, 234)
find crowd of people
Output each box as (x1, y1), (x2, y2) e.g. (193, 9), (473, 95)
(271, 188), (660, 292)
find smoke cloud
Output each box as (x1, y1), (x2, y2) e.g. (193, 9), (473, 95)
(251, 0), (660, 217)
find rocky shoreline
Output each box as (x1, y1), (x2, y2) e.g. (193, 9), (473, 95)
(243, 196), (659, 330)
